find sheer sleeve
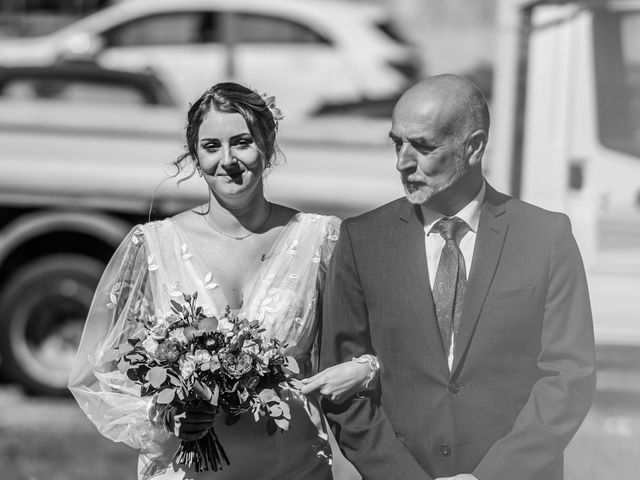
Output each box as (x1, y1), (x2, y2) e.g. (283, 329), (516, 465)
(317, 216), (341, 295)
(311, 216), (341, 374)
(68, 226), (171, 453)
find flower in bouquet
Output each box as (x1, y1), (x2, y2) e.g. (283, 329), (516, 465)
(112, 290), (300, 473)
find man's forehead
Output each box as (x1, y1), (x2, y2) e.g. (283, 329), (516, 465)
(391, 106), (443, 137)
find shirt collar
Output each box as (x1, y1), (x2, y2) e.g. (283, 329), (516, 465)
(421, 180), (486, 234)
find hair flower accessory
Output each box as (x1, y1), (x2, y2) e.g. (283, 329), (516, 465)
(260, 93), (285, 125)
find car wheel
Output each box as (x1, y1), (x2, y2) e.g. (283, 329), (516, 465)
(0, 254), (105, 396)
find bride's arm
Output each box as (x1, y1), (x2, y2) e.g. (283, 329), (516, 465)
(300, 354), (380, 402)
(68, 226), (171, 452)
(301, 215), (380, 402)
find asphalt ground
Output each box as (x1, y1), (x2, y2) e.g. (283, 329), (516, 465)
(0, 360), (639, 480)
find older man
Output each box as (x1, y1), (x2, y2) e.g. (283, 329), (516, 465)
(319, 75), (596, 480)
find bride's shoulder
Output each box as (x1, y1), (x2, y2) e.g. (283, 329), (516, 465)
(293, 211), (341, 241)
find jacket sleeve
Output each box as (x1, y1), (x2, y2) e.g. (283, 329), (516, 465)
(473, 214), (597, 480)
(320, 221), (433, 480)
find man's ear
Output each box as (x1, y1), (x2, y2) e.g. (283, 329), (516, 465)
(466, 130), (488, 167)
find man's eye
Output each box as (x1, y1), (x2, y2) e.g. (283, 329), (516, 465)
(413, 143), (435, 153)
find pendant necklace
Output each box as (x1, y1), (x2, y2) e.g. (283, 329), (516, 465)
(203, 202), (273, 240)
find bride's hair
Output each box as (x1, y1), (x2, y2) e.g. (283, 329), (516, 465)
(173, 82), (282, 178)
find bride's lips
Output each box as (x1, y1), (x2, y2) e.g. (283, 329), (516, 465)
(217, 165), (244, 183)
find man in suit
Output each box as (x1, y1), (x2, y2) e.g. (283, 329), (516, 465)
(318, 75), (596, 480)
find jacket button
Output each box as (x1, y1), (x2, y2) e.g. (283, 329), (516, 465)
(448, 382), (460, 394)
(440, 444), (452, 457)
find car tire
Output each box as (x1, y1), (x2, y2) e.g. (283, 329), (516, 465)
(0, 254), (105, 396)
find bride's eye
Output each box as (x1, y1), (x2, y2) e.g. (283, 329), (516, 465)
(202, 141), (220, 152)
(235, 138), (254, 149)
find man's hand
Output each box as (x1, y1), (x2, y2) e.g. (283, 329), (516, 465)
(436, 475), (478, 480)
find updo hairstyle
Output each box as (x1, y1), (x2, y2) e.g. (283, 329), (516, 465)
(174, 82), (280, 176)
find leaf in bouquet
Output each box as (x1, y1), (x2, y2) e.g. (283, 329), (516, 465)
(266, 418), (277, 437)
(117, 358), (130, 375)
(274, 417), (290, 431)
(101, 348), (121, 364)
(118, 342), (134, 354)
(147, 366), (168, 388)
(199, 317), (218, 333)
(284, 356), (300, 375)
(258, 388), (279, 404)
(169, 373), (183, 387)
(156, 388), (176, 405)
(141, 383), (154, 397)
(170, 299), (184, 313)
(127, 353), (145, 364)
(280, 400), (291, 420)
(238, 389), (249, 403)
(126, 368), (140, 382)
(211, 383), (220, 407)
(268, 403), (283, 418)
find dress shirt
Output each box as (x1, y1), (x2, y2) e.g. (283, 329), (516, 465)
(421, 181), (486, 370)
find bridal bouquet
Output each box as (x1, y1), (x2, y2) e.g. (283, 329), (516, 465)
(112, 290), (299, 472)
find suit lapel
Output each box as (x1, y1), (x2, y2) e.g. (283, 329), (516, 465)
(397, 200), (450, 376)
(451, 185), (509, 376)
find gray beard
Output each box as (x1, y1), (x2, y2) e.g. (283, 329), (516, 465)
(401, 155), (468, 205)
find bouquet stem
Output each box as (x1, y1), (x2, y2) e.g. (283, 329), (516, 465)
(173, 428), (230, 472)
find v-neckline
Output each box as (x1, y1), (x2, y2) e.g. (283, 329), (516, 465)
(169, 212), (302, 313)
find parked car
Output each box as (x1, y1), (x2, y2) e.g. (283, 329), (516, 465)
(0, 0), (420, 117)
(0, 61), (174, 105)
(0, 62), (400, 396)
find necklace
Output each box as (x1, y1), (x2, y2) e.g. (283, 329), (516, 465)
(203, 202), (273, 240)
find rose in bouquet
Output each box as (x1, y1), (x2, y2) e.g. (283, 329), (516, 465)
(113, 290), (300, 472)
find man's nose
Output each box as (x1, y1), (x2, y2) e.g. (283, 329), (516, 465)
(395, 143), (415, 172)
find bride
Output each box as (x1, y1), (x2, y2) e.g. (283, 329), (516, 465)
(68, 82), (377, 479)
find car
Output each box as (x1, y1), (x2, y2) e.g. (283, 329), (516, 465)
(0, 61), (175, 105)
(0, 0), (420, 117)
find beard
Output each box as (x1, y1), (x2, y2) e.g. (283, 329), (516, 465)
(401, 153), (468, 205)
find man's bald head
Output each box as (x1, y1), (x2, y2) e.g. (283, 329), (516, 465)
(394, 74), (490, 141)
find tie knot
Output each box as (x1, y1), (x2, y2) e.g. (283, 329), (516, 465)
(432, 217), (470, 242)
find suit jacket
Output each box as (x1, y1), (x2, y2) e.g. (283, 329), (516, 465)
(320, 184), (596, 480)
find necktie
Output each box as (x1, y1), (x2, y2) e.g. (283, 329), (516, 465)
(432, 217), (470, 359)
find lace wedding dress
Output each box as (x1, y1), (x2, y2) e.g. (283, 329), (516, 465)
(69, 212), (341, 479)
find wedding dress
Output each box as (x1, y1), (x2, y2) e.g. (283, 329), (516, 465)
(69, 212), (341, 479)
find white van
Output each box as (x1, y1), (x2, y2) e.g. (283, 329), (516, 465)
(491, 0), (640, 346)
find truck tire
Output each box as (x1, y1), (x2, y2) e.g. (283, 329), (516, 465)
(0, 254), (105, 396)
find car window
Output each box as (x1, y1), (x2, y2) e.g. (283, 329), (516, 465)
(103, 12), (221, 47)
(0, 78), (151, 105)
(594, 10), (640, 158)
(231, 13), (330, 44)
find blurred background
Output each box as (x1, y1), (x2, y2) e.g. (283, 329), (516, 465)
(0, 0), (639, 478)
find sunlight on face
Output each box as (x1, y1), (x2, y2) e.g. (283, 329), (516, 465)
(196, 110), (265, 202)
(390, 102), (468, 205)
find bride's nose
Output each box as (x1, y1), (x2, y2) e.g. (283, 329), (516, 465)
(220, 146), (236, 166)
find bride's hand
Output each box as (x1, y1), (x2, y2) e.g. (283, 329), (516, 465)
(167, 403), (217, 441)
(299, 356), (378, 403)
